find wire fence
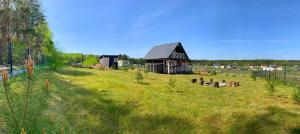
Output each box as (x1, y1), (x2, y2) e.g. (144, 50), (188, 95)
(252, 66), (300, 86)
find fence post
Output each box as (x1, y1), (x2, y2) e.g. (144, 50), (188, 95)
(7, 41), (13, 75)
(264, 70), (267, 78)
(274, 66), (277, 80)
(268, 70), (271, 80)
(284, 65), (287, 85)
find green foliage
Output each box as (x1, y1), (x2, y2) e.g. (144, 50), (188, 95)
(292, 87), (300, 104)
(251, 73), (257, 81)
(0, 71), (51, 133)
(211, 71), (217, 75)
(144, 69), (149, 78)
(124, 66), (129, 72)
(130, 66), (135, 70)
(135, 70), (143, 83)
(63, 53), (84, 64)
(111, 63), (118, 70)
(128, 58), (144, 65)
(82, 55), (98, 66)
(45, 46), (64, 70)
(8, 66), (300, 133)
(265, 80), (276, 96)
(118, 54), (129, 60)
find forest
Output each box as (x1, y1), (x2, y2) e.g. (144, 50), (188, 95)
(0, 0), (59, 69)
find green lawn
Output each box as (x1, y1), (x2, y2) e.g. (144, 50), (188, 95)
(7, 66), (300, 133)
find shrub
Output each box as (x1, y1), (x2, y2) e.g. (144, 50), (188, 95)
(144, 69), (149, 78)
(168, 77), (176, 89)
(82, 55), (98, 66)
(251, 73), (257, 81)
(124, 66), (129, 72)
(211, 71), (217, 75)
(265, 80), (276, 96)
(111, 63), (118, 70)
(292, 87), (300, 104)
(136, 70), (143, 83)
(0, 56), (54, 133)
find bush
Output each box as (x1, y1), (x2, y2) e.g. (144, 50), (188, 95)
(136, 70), (143, 83)
(144, 69), (149, 78)
(265, 80), (276, 96)
(111, 63), (118, 70)
(82, 55), (98, 66)
(0, 56), (59, 133)
(251, 73), (257, 81)
(211, 71), (217, 75)
(124, 66), (129, 72)
(292, 87), (300, 104)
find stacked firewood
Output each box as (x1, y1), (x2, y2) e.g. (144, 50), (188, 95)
(191, 77), (240, 88)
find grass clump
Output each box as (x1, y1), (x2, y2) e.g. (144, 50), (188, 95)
(265, 79), (276, 96)
(251, 73), (257, 81)
(0, 56), (54, 133)
(292, 87), (300, 104)
(168, 77), (176, 89)
(135, 70), (144, 83)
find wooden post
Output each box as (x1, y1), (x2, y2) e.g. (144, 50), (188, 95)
(268, 70), (271, 80)
(200, 80), (204, 85)
(284, 65), (287, 85)
(275, 66), (277, 80)
(167, 60), (170, 74)
(214, 82), (219, 88)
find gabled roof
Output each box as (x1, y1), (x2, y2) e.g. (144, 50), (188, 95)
(144, 42), (188, 60)
(99, 55), (118, 58)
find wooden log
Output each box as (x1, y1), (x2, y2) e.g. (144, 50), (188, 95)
(229, 81), (235, 87)
(191, 79), (197, 83)
(200, 80), (205, 85)
(235, 81), (240, 87)
(214, 82), (219, 88)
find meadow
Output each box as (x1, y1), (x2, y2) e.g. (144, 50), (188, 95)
(1, 66), (300, 133)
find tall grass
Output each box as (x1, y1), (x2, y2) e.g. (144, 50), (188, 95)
(0, 56), (59, 133)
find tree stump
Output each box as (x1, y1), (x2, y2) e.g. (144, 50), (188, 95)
(191, 79), (197, 83)
(200, 80), (205, 85)
(235, 81), (240, 87)
(214, 82), (219, 88)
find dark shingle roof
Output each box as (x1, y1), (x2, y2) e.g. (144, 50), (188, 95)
(99, 55), (118, 58)
(144, 42), (181, 60)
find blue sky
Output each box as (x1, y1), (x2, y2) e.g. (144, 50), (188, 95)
(43, 0), (300, 60)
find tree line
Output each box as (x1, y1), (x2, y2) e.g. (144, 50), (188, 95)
(62, 53), (145, 66)
(0, 0), (59, 68)
(192, 60), (300, 66)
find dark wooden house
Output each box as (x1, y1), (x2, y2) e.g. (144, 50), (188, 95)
(144, 42), (192, 74)
(99, 55), (118, 68)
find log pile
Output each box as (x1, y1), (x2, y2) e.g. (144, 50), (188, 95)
(191, 77), (240, 88)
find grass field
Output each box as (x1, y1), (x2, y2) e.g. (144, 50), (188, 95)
(3, 66), (300, 133)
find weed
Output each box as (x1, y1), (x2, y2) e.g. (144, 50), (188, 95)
(265, 79), (276, 96)
(136, 70), (144, 83)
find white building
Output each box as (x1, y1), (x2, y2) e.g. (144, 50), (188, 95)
(118, 60), (130, 67)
